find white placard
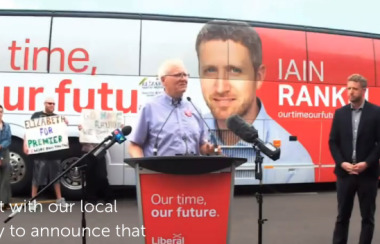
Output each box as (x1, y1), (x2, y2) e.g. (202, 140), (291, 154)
(138, 77), (163, 111)
(24, 115), (69, 154)
(79, 109), (124, 143)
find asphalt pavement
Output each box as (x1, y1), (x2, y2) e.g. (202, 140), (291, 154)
(0, 188), (379, 244)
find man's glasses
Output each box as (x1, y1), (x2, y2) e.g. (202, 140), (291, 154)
(165, 73), (190, 78)
(46, 102), (55, 105)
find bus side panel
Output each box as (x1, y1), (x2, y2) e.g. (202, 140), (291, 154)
(255, 28), (321, 184)
(373, 40), (380, 180)
(306, 32), (376, 183)
(0, 16), (51, 74)
(255, 27), (308, 83)
(319, 119), (336, 183)
(373, 39), (380, 87)
(306, 32), (376, 86)
(258, 80), (321, 184)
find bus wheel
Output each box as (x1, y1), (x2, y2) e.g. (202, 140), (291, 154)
(60, 142), (85, 200)
(9, 139), (33, 195)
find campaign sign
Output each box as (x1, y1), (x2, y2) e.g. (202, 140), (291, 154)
(24, 115), (69, 154)
(79, 109), (124, 143)
(139, 173), (231, 243)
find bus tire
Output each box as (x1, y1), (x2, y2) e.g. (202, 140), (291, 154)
(9, 139), (33, 195)
(59, 141), (85, 200)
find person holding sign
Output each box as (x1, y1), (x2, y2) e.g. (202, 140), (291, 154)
(0, 105), (12, 211)
(78, 122), (124, 204)
(128, 59), (222, 157)
(23, 97), (69, 211)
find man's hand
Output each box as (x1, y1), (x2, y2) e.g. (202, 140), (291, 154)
(64, 117), (69, 125)
(352, 162), (368, 173)
(341, 162), (357, 174)
(78, 125), (82, 131)
(120, 124), (124, 128)
(202, 143), (222, 155)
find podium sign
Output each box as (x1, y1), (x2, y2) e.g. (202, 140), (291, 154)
(140, 173), (231, 243)
(125, 156), (247, 244)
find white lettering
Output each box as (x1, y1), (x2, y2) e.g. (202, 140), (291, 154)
(48, 202), (75, 213)
(278, 84), (294, 106)
(0, 227), (4, 238)
(332, 87), (345, 107)
(295, 86), (313, 106)
(80, 200), (117, 213)
(278, 84), (370, 107)
(278, 59), (324, 82)
(176, 207), (218, 217)
(314, 86), (329, 106)
(285, 59), (301, 81)
(176, 195), (205, 205)
(309, 61), (324, 82)
(115, 225), (145, 237)
(10, 226), (25, 237)
(152, 234), (185, 244)
(151, 209), (173, 218)
(30, 227), (111, 237)
(278, 111), (334, 119)
(151, 194), (173, 205)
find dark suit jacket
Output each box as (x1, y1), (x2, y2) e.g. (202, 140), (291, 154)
(329, 100), (380, 178)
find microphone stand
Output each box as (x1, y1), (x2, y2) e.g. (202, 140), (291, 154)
(182, 136), (190, 155)
(76, 164), (87, 244)
(253, 146), (267, 244)
(3, 136), (112, 244)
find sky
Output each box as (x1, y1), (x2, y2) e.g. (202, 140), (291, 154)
(0, 0), (377, 34)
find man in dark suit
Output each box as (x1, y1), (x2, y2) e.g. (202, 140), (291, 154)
(329, 74), (380, 244)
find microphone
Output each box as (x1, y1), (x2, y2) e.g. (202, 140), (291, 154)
(93, 126), (132, 157)
(182, 136), (189, 155)
(226, 115), (281, 161)
(186, 97), (219, 154)
(153, 99), (181, 156)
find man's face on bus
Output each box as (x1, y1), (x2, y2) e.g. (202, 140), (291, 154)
(198, 40), (264, 120)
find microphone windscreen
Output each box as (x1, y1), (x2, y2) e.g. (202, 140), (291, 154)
(226, 115), (258, 143)
(121, 126), (132, 136)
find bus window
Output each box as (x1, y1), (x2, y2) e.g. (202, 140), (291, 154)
(50, 17), (141, 76)
(0, 16), (51, 73)
(140, 20), (203, 77)
(306, 32), (375, 86)
(255, 28), (307, 83)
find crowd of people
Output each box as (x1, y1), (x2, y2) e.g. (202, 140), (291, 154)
(0, 99), (113, 212)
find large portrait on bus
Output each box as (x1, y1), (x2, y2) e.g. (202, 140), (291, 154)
(192, 21), (314, 185)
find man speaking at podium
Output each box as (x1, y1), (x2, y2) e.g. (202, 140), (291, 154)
(128, 59), (221, 157)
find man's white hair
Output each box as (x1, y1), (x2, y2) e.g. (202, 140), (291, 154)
(44, 96), (55, 103)
(157, 59), (185, 80)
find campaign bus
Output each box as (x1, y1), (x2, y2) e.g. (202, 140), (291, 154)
(1, 2), (380, 199)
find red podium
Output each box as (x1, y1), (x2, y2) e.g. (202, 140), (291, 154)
(124, 155), (247, 244)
